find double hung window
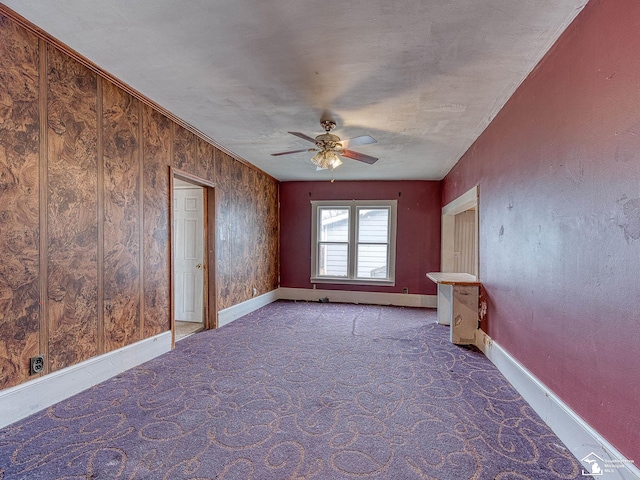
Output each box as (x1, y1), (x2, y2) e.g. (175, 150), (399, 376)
(311, 200), (397, 285)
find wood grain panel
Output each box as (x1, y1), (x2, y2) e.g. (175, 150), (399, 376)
(0, 14), (41, 388)
(173, 125), (196, 174)
(196, 136), (215, 183)
(231, 165), (254, 304)
(253, 171), (279, 294)
(214, 150), (232, 190)
(46, 45), (99, 371)
(142, 105), (170, 337)
(102, 82), (141, 352)
(214, 153), (279, 310)
(214, 153), (232, 309)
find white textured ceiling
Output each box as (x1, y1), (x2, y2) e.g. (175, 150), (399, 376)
(3, 0), (587, 181)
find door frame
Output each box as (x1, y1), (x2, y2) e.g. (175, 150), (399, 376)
(441, 185), (479, 277)
(170, 168), (217, 347)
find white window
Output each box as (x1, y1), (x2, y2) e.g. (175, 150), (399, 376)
(311, 200), (397, 285)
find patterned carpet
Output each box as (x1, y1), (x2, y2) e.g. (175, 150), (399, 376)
(0, 301), (581, 479)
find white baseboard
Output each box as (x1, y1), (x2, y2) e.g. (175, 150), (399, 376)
(217, 288), (436, 328)
(277, 287), (437, 308)
(218, 289), (279, 327)
(475, 331), (639, 480)
(0, 331), (171, 429)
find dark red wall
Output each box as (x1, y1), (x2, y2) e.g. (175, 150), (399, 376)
(280, 181), (441, 295)
(443, 0), (640, 461)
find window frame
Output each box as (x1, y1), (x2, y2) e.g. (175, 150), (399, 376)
(310, 199), (397, 286)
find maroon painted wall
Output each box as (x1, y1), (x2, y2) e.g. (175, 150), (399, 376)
(443, 0), (640, 462)
(280, 181), (441, 295)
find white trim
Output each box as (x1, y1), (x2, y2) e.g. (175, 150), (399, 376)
(442, 186), (478, 216)
(217, 289), (279, 327)
(441, 185), (479, 275)
(0, 331), (171, 429)
(310, 277), (395, 286)
(475, 331), (640, 480)
(277, 287), (437, 308)
(311, 200), (398, 284)
(217, 288), (435, 327)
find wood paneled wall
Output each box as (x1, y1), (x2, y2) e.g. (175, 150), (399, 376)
(142, 105), (171, 339)
(46, 45), (99, 370)
(0, 12), (279, 390)
(215, 152), (279, 310)
(0, 15), (41, 388)
(102, 81), (142, 352)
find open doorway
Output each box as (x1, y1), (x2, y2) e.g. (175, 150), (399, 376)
(171, 172), (216, 343)
(173, 178), (205, 340)
(441, 186), (479, 277)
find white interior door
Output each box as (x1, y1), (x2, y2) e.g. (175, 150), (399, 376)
(173, 184), (205, 323)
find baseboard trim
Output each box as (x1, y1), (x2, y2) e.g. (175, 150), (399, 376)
(217, 288), (436, 328)
(475, 331), (639, 480)
(218, 289), (280, 327)
(277, 287), (437, 308)
(0, 331), (171, 429)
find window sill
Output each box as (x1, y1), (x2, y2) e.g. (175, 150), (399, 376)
(310, 277), (395, 287)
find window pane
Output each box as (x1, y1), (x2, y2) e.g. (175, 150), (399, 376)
(319, 208), (349, 242)
(357, 244), (388, 278)
(358, 208), (389, 243)
(318, 243), (348, 276)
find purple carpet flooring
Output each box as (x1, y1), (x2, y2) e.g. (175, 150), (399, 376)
(1, 301), (582, 479)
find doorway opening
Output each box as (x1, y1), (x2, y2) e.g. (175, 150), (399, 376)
(171, 172), (216, 343)
(441, 186), (479, 277)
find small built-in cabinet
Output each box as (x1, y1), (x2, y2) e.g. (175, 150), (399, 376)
(427, 273), (481, 345)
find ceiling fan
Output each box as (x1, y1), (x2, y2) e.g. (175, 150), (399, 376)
(271, 120), (378, 171)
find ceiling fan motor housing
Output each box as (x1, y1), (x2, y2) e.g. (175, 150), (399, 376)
(320, 120), (336, 132)
(315, 133), (342, 151)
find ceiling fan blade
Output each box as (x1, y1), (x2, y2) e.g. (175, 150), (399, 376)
(271, 148), (314, 156)
(288, 132), (317, 144)
(341, 135), (377, 148)
(340, 149), (378, 165)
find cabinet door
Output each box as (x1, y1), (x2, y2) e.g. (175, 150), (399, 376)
(451, 285), (479, 345)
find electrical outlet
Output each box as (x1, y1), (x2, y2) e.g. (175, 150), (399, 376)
(403, 288), (408, 294)
(252, 287), (257, 296)
(30, 355), (45, 375)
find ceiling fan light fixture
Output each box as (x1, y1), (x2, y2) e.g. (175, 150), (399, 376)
(311, 150), (342, 170)
(310, 151), (324, 168)
(272, 120), (377, 170)
(330, 155), (342, 169)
